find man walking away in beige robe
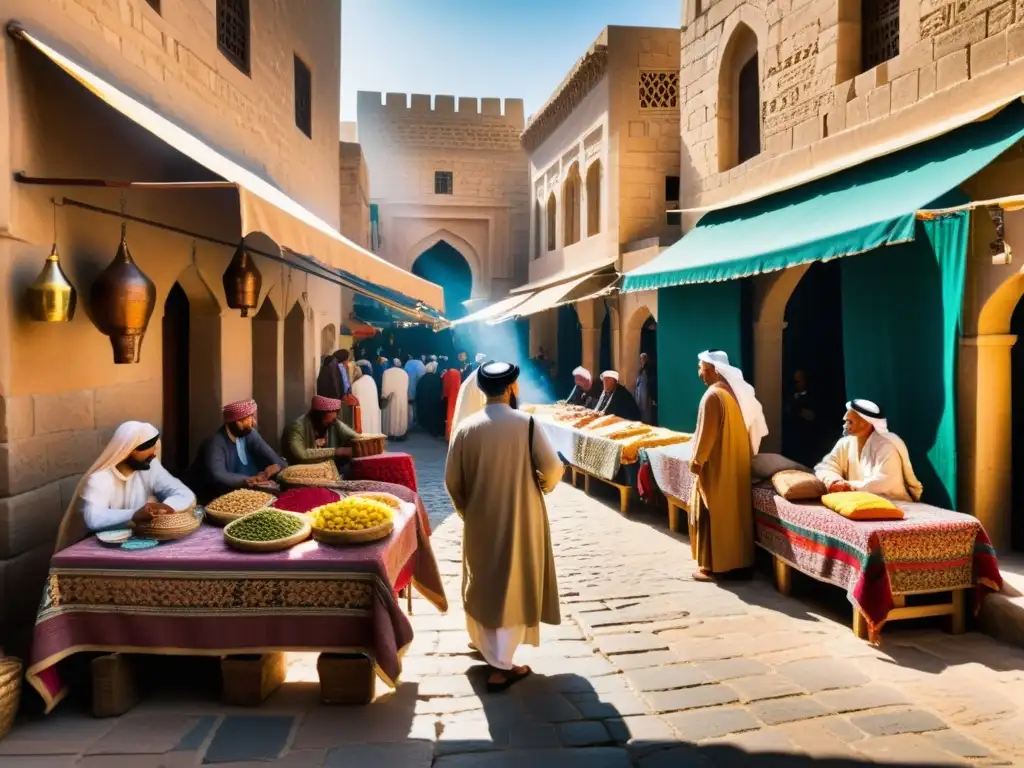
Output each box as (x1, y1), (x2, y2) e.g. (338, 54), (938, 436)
(688, 350), (766, 581)
(445, 361), (564, 692)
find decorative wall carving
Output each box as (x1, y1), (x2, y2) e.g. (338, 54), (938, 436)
(521, 46), (609, 151)
(638, 71), (680, 110)
(761, 41), (821, 137)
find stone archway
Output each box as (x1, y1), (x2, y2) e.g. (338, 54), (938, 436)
(411, 238), (475, 320)
(404, 229), (483, 301)
(163, 264), (223, 464)
(716, 7), (768, 173)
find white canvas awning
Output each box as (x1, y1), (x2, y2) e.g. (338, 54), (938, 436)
(489, 269), (618, 324)
(15, 26), (445, 312)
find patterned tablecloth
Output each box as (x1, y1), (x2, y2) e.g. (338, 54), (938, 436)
(348, 452), (418, 492)
(26, 480), (447, 713)
(533, 418), (624, 481)
(643, 458), (1002, 634)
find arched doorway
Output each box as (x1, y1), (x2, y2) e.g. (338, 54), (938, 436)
(781, 261), (845, 467)
(412, 240), (473, 321)
(718, 22), (761, 171)
(1012, 298), (1024, 549)
(252, 298), (281, 449)
(284, 302), (306, 425)
(640, 314), (657, 359)
(556, 304), (582, 397)
(162, 283), (190, 474)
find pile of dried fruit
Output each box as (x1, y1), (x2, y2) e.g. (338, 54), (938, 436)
(310, 497), (394, 532)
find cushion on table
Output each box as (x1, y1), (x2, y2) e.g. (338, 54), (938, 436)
(772, 470), (827, 501)
(821, 491), (904, 520)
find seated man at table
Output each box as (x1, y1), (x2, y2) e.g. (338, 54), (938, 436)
(284, 395), (360, 466)
(55, 421), (196, 551)
(185, 399), (287, 503)
(565, 366), (597, 407)
(814, 399), (923, 502)
(593, 370), (641, 420)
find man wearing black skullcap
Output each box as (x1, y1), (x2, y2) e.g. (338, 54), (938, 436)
(445, 361), (564, 692)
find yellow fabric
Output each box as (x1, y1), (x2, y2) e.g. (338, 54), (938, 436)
(821, 491), (905, 520)
(688, 383), (754, 573)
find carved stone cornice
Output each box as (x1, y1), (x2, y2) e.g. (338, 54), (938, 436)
(521, 45), (609, 152)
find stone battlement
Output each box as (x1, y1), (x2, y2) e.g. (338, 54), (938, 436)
(357, 91), (525, 128)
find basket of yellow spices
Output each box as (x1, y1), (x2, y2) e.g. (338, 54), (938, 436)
(309, 496), (395, 545)
(204, 489), (275, 527)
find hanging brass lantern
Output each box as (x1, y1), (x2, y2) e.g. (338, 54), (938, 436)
(222, 242), (262, 317)
(27, 243), (77, 322)
(88, 223), (156, 364)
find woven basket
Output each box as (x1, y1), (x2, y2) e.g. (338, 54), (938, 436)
(131, 508), (201, 542)
(0, 658), (22, 741)
(352, 435), (386, 458)
(279, 461), (341, 487)
(204, 506), (269, 528)
(312, 520), (393, 546)
(224, 512), (312, 553)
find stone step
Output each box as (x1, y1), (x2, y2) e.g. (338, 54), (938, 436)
(978, 553), (1024, 648)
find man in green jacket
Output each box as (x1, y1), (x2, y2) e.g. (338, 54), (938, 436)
(283, 395), (360, 466)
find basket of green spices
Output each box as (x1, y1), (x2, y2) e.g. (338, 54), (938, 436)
(223, 509), (311, 553)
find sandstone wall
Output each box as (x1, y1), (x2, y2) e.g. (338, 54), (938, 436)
(340, 140), (371, 251)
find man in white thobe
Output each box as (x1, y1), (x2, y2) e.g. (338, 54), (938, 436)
(814, 399), (923, 502)
(352, 362), (382, 435)
(382, 358), (411, 438)
(55, 421), (195, 551)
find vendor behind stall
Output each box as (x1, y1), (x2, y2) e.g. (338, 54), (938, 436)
(185, 399), (287, 504)
(55, 421), (196, 551)
(284, 395), (359, 465)
(566, 367), (597, 407)
(593, 370), (641, 420)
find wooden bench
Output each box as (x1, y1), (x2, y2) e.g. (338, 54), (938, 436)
(567, 464), (632, 515)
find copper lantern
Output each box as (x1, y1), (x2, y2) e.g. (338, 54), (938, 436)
(27, 244), (77, 322)
(88, 223), (156, 364)
(222, 242), (262, 317)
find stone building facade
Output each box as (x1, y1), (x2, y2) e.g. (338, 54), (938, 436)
(0, 0), (346, 648)
(522, 26), (681, 391)
(356, 91), (530, 302)
(679, 0), (1024, 548)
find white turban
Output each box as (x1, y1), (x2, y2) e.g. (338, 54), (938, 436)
(393, 358), (402, 367)
(425, 361), (438, 373)
(697, 350), (768, 455)
(572, 366), (592, 381)
(601, 370), (619, 382)
(847, 399), (923, 501)
(475, 353), (487, 363)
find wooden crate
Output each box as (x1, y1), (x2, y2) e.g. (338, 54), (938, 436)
(92, 653), (137, 718)
(317, 653), (374, 705)
(221, 653), (286, 706)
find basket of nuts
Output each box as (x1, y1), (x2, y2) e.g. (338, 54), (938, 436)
(130, 505), (201, 542)
(224, 509), (311, 552)
(205, 489), (275, 527)
(352, 434), (386, 458)
(279, 460), (341, 487)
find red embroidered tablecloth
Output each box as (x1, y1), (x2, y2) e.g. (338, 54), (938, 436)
(27, 480), (446, 713)
(348, 452), (417, 493)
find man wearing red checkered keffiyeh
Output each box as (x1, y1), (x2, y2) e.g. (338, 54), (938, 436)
(282, 394), (360, 467)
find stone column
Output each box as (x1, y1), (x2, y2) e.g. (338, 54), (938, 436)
(575, 299), (603, 378)
(958, 334), (1016, 550)
(753, 320), (787, 454)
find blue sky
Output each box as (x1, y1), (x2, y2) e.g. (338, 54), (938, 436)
(340, 0), (681, 121)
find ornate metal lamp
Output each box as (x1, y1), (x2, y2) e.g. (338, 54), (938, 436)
(222, 241), (262, 317)
(26, 201), (77, 322)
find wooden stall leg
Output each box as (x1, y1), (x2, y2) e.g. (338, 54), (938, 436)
(773, 557), (792, 597)
(584, 473), (591, 495)
(950, 588), (966, 635)
(852, 607), (869, 640)
(619, 486), (631, 516)
(569, 466), (578, 487)
(667, 501), (679, 533)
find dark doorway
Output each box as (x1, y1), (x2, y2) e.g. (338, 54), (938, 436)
(161, 283), (190, 474)
(556, 304), (583, 397)
(640, 315), (657, 359)
(783, 261), (846, 467)
(600, 310), (612, 373)
(412, 240), (473, 321)
(284, 303), (306, 424)
(1012, 297), (1024, 550)
(737, 56), (761, 165)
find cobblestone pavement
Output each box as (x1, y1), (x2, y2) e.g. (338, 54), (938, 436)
(4, 431), (1024, 767)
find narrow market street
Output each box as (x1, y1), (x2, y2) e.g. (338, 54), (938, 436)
(3, 432), (1024, 768)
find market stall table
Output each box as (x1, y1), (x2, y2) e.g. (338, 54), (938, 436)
(26, 480), (447, 713)
(643, 450), (1003, 640)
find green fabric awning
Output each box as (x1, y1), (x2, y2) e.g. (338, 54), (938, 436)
(622, 102), (1024, 292)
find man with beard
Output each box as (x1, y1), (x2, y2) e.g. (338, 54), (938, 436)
(283, 395), (359, 466)
(565, 367), (597, 407)
(185, 399), (287, 503)
(593, 371), (642, 420)
(55, 421), (195, 551)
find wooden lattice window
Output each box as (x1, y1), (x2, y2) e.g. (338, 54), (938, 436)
(639, 71), (679, 110)
(737, 56), (761, 165)
(434, 171), (453, 195)
(862, 0), (900, 71)
(217, 0), (250, 75)
(294, 55), (312, 138)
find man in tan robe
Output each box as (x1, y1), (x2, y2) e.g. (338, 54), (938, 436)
(688, 350), (767, 581)
(445, 361), (564, 692)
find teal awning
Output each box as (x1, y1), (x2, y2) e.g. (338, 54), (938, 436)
(622, 102), (1024, 292)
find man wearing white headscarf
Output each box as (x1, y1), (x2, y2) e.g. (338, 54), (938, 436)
(565, 367), (596, 407)
(814, 399), (923, 502)
(381, 359), (411, 438)
(688, 350), (763, 581)
(593, 371), (641, 420)
(55, 421), (195, 552)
